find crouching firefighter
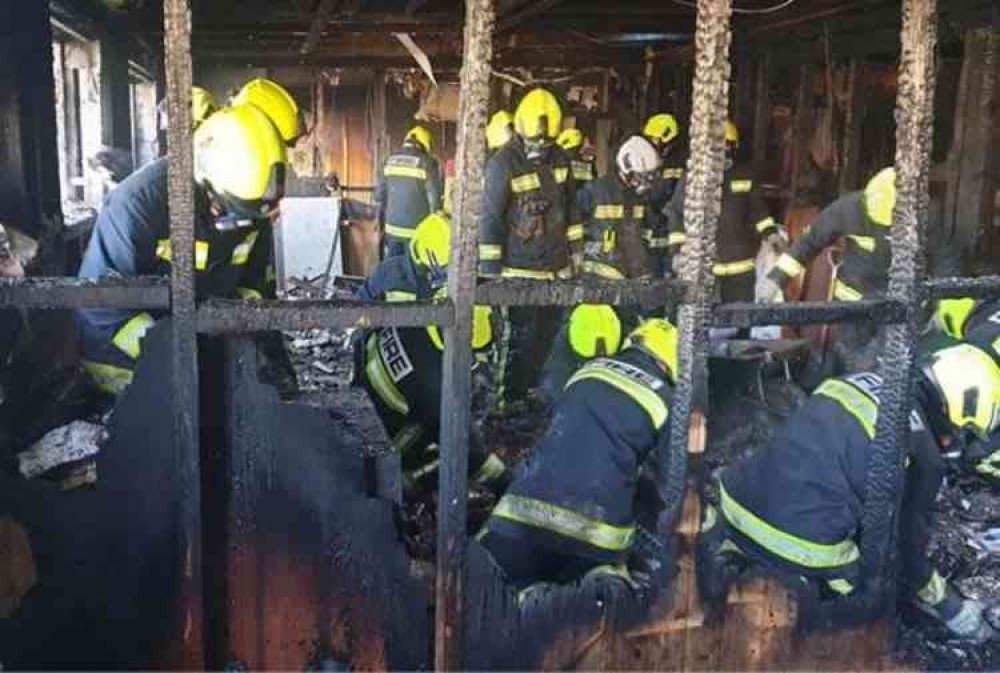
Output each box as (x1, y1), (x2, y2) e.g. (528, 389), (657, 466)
(354, 215), (510, 499)
(77, 104), (291, 397)
(479, 319), (678, 589)
(699, 341), (1000, 642)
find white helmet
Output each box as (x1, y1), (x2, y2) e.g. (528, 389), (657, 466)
(616, 135), (662, 195)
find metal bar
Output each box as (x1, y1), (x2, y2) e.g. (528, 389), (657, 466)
(164, 0), (203, 666)
(862, 0), (937, 618)
(925, 275), (1000, 298)
(435, 0), (493, 668)
(476, 278), (685, 307)
(0, 277), (169, 309)
(196, 299), (454, 334)
(713, 299), (906, 328)
(662, 0), (732, 529)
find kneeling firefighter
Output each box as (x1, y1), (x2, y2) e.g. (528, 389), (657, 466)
(479, 319), (678, 588)
(699, 340), (1000, 642)
(355, 215), (510, 498)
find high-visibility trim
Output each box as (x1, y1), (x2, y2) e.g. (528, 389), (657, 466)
(236, 287), (263, 300)
(554, 167), (569, 184)
(633, 206), (645, 219)
(594, 205), (625, 220)
(917, 571), (947, 607)
(566, 224), (585, 242)
(814, 378), (878, 439)
(556, 266), (574, 279)
(479, 244), (503, 261)
(712, 259), (756, 277)
(827, 579), (855, 596)
(662, 167), (683, 179)
(847, 235), (876, 252)
(156, 239), (209, 270)
(730, 179), (753, 193)
(833, 279), (864, 301)
(755, 216), (777, 234)
(720, 484), (861, 569)
(501, 267), (556, 280)
(385, 224), (416, 239)
(231, 230), (260, 265)
(583, 563), (637, 588)
(511, 173), (542, 193)
(493, 494), (637, 551)
(384, 165), (427, 180)
(775, 253), (805, 277)
(83, 360), (134, 395)
(385, 290), (417, 302)
(472, 453), (508, 486)
(111, 312), (156, 360)
(976, 452), (1000, 479)
(582, 261), (625, 280)
(668, 232), (687, 246)
(572, 163), (594, 181)
(365, 336), (410, 414)
(266, 264), (277, 283)
(647, 236), (671, 250)
(391, 423), (424, 455)
(567, 366), (668, 429)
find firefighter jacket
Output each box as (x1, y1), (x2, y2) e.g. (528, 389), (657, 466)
(77, 158), (274, 394)
(373, 143), (443, 244)
(577, 174), (653, 279)
(566, 147), (597, 184)
(644, 162), (685, 256)
(478, 139), (583, 279)
(488, 348), (674, 564)
(665, 163), (776, 278)
(719, 372), (944, 585)
(356, 254), (434, 303)
(767, 191), (889, 301)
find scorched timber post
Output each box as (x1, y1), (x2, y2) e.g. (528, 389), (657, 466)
(435, 0), (494, 669)
(164, 0), (204, 666)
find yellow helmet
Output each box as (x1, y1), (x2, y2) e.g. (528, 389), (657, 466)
(934, 298), (978, 339)
(427, 302), (494, 352)
(643, 113), (680, 146)
(514, 89), (562, 140)
(923, 343), (1000, 439)
(486, 111), (514, 150)
(194, 105), (287, 219)
(405, 126), (434, 154)
(192, 87), (217, 128)
(232, 78), (302, 145)
(864, 167), (896, 227)
(624, 319), (679, 382)
(556, 128), (585, 152)
(568, 304), (622, 358)
(410, 212), (451, 285)
(725, 120), (740, 145)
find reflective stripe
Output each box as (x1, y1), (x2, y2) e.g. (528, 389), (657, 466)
(155, 239), (171, 262)
(917, 571), (947, 606)
(385, 224), (416, 239)
(712, 259), (756, 276)
(814, 378), (878, 438)
(833, 279), (864, 301)
(556, 266), (574, 279)
(567, 366), (668, 429)
(472, 453), (508, 486)
(595, 205), (625, 220)
(391, 423), (424, 455)
(365, 336), (410, 414)
(730, 179), (753, 193)
(647, 236), (671, 250)
(231, 230), (260, 266)
(668, 232), (687, 246)
(266, 264), (277, 283)
(633, 206), (645, 219)
(111, 312), (156, 360)
(828, 579), (855, 595)
(582, 261), (625, 280)
(554, 167), (569, 184)
(755, 216), (777, 234)
(83, 361), (134, 395)
(583, 563), (636, 588)
(662, 167), (683, 179)
(493, 494), (637, 551)
(385, 165), (427, 180)
(479, 244), (503, 261)
(501, 267), (558, 280)
(775, 253), (804, 277)
(236, 287), (263, 300)
(720, 484), (861, 569)
(511, 173), (541, 193)
(566, 224), (584, 242)
(572, 165), (594, 181)
(847, 235), (876, 252)
(156, 239), (209, 270)
(385, 290), (417, 302)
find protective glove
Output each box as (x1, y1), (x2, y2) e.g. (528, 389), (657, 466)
(755, 275), (784, 304)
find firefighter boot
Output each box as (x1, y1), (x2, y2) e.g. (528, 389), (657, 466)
(696, 505), (748, 614)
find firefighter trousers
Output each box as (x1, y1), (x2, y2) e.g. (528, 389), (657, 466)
(493, 306), (564, 409)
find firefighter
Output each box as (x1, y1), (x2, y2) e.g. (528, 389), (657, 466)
(578, 134), (661, 281)
(478, 88), (583, 411)
(356, 215), (509, 498)
(538, 303), (623, 404)
(374, 125), (443, 258)
(479, 319), (677, 588)
(556, 128), (597, 184)
(77, 104), (290, 397)
(666, 121), (780, 301)
(486, 110), (514, 155)
(699, 341), (1000, 642)
(642, 113), (685, 277)
(157, 86), (217, 133)
(232, 78), (303, 146)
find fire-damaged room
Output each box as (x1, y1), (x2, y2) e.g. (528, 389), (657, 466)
(4, 0), (1000, 670)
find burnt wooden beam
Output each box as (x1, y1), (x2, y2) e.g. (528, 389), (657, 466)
(300, 0), (340, 55)
(196, 299), (454, 333)
(0, 277), (169, 308)
(496, 0), (565, 34)
(751, 53), (769, 170)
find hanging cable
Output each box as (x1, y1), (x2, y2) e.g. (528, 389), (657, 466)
(669, 0), (797, 14)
